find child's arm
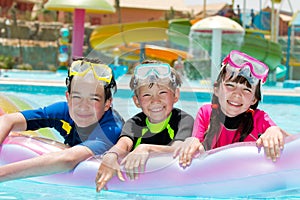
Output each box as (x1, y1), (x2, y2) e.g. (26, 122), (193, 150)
(0, 145), (92, 182)
(0, 113), (27, 143)
(120, 141), (182, 180)
(256, 126), (291, 162)
(173, 137), (206, 168)
(173, 106), (209, 168)
(96, 136), (133, 192)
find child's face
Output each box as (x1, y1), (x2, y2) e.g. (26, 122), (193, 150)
(66, 75), (111, 127)
(133, 83), (179, 123)
(215, 79), (257, 117)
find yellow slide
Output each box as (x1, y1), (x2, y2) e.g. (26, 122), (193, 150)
(89, 20), (190, 63)
(90, 20), (169, 49)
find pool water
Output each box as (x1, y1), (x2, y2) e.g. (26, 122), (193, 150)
(0, 181), (183, 200)
(1, 84), (300, 199)
(0, 70), (67, 81)
(2, 179), (300, 200)
(1, 179), (185, 200)
(2, 169), (300, 200)
(0, 65), (128, 81)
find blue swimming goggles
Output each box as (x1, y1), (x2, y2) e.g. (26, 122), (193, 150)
(133, 63), (176, 89)
(134, 63), (171, 79)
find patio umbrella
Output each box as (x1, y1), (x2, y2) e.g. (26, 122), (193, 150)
(44, 0), (115, 59)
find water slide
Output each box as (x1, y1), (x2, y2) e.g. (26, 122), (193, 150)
(242, 34), (287, 80)
(90, 20), (169, 49)
(89, 20), (189, 64)
(89, 18), (284, 76)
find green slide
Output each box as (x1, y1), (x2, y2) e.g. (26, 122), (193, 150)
(168, 19), (283, 73)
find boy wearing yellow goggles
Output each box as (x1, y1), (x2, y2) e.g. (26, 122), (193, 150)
(0, 57), (124, 183)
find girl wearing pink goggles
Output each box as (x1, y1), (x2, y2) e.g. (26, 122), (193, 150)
(174, 50), (290, 168)
(222, 50), (269, 84)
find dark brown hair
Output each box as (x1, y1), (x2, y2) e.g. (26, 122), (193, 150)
(65, 57), (116, 101)
(202, 64), (262, 150)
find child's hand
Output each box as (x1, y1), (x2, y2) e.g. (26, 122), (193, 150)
(173, 137), (205, 168)
(121, 144), (149, 180)
(95, 152), (124, 193)
(256, 126), (290, 162)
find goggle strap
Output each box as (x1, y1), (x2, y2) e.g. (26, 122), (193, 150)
(170, 74), (177, 88)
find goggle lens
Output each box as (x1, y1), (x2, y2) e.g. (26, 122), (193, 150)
(224, 50), (269, 83)
(134, 63), (171, 79)
(133, 63), (178, 90)
(69, 60), (112, 83)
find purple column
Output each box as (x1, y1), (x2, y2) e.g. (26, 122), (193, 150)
(71, 8), (85, 58)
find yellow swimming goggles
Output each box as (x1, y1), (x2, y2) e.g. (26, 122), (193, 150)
(69, 60), (113, 84)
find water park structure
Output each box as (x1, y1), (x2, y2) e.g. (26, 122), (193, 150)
(0, 0), (296, 85)
(285, 10), (300, 80)
(89, 15), (284, 84)
(86, 1), (298, 85)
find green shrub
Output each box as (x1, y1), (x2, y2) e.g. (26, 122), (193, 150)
(0, 55), (16, 69)
(48, 64), (57, 72)
(16, 63), (33, 70)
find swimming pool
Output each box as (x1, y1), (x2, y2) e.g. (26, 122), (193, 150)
(0, 69), (67, 81)
(1, 178), (300, 200)
(1, 79), (300, 199)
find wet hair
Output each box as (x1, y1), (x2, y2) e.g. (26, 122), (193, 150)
(129, 59), (182, 95)
(65, 57), (117, 101)
(202, 64), (262, 150)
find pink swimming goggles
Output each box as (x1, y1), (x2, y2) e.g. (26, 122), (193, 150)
(222, 50), (269, 84)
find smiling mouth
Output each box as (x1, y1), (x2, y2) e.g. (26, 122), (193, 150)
(227, 100), (242, 107)
(150, 107), (164, 112)
(77, 113), (94, 118)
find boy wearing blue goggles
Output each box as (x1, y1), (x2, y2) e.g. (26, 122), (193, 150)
(130, 62), (182, 93)
(96, 60), (194, 192)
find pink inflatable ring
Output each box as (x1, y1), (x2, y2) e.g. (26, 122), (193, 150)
(1, 133), (300, 198)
